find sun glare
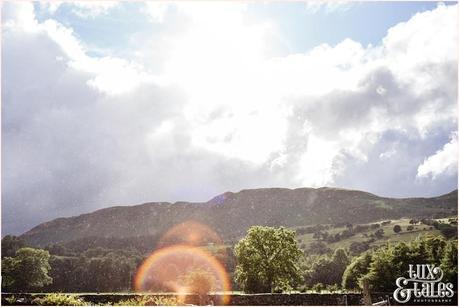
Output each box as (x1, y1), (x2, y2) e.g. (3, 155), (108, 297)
(134, 222), (231, 304)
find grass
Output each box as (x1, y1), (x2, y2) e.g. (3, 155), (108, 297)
(295, 216), (450, 251)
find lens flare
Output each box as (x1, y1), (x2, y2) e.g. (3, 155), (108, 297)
(157, 221), (229, 265)
(157, 220), (223, 247)
(134, 245), (231, 305)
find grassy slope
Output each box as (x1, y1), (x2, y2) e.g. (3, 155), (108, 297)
(295, 217), (452, 251)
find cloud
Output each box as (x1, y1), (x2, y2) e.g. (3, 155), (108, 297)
(265, 3), (457, 190)
(40, 1), (119, 18)
(71, 1), (119, 18)
(144, 1), (170, 23)
(2, 1), (37, 31)
(305, 0), (355, 14)
(417, 133), (458, 179)
(1, 2), (282, 234)
(1, 2), (457, 234)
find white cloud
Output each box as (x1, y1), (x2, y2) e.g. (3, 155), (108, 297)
(268, 3), (457, 187)
(31, 17), (153, 95)
(71, 1), (118, 18)
(144, 1), (170, 23)
(417, 133), (458, 179)
(40, 1), (119, 18)
(2, 1), (38, 31)
(39, 1), (62, 14)
(379, 149), (396, 160)
(305, 0), (355, 14)
(2, 1), (457, 234)
(5, 1), (458, 174)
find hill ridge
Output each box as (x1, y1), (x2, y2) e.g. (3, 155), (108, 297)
(20, 187), (458, 247)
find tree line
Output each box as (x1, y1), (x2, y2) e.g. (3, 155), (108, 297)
(2, 223), (457, 294)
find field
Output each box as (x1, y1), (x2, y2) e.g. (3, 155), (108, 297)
(294, 216), (452, 252)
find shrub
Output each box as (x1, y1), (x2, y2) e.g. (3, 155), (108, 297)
(311, 283), (325, 292)
(326, 284), (341, 293)
(298, 285), (308, 293)
(32, 294), (87, 306)
(4, 295), (16, 305)
(115, 295), (178, 306)
(273, 279), (293, 293)
(152, 296), (179, 306)
(115, 296), (148, 306)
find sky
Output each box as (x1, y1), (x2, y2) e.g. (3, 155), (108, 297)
(2, 1), (458, 235)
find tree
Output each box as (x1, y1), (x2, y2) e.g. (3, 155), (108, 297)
(1, 235), (26, 258)
(441, 240), (458, 283)
(360, 244), (401, 291)
(304, 248), (350, 288)
(393, 225), (402, 233)
(436, 223), (458, 239)
(349, 241), (370, 256)
(308, 241), (332, 255)
(1, 247), (52, 292)
(342, 251), (372, 289)
(234, 226), (303, 293)
(374, 229), (384, 239)
(181, 268), (216, 295)
(344, 235), (452, 292)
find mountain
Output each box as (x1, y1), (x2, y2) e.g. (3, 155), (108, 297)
(20, 187), (458, 247)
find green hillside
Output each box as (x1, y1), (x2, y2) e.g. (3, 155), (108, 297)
(295, 216), (456, 255)
(19, 187), (457, 247)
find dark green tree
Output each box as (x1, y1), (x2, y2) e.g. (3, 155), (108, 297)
(1, 235), (26, 258)
(349, 241), (370, 256)
(308, 241), (332, 255)
(362, 245), (398, 291)
(304, 248), (350, 288)
(345, 235), (453, 292)
(374, 229), (384, 239)
(234, 226), (303, 293)
(342, 251), (372, 289)
(441, 240), (458, 283)
(1, 247), (52, 292)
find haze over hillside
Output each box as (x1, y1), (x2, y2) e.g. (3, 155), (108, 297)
(20, 187), (458, 247)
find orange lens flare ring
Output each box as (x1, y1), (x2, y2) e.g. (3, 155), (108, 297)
(158, 221), (224, 247)
(134, 244), (231, 304)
